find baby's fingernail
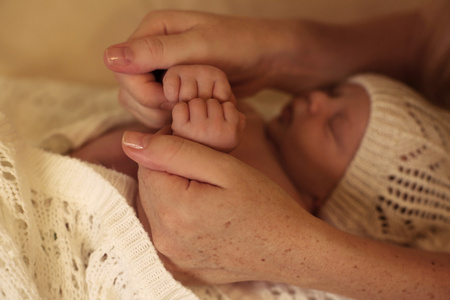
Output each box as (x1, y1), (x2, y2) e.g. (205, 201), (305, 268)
(122, 131), (147, 149)
(105, 46), (133, 67)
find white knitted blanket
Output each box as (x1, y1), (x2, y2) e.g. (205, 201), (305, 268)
(0, 76), (211, 299)
(0, 76), (349, 300)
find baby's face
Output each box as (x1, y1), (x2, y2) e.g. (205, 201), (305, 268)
(267, 83), (370, 206)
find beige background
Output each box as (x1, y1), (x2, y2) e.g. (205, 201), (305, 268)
(0, 0), (424, 85)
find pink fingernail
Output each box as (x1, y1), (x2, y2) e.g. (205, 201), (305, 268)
(105, 46), (133, 66)
(122, 131), (146, 149)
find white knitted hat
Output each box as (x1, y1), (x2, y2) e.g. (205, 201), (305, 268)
(318, 74), (450, 250)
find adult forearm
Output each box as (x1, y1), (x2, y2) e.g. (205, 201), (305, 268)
(270, 9), (423, 93)
(276, 220), (450, 300)
(322, 232), (449, 299)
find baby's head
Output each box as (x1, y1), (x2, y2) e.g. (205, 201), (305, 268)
(268, 73), (450, 245)
(318, 74), (450, 246)
(267, 75), (371, 207)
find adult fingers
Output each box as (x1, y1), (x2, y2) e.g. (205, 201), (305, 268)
(104, 33), (211, 75)
(129, 10), (209, 40)
(114, 72), (166, 108)
(117, 87), (172, 129)
(104, 11), (212, 74)
(122, 132), (237, 187)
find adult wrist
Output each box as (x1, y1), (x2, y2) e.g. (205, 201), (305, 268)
(267, 19), (351, 93)
(250, 213), (340, 289)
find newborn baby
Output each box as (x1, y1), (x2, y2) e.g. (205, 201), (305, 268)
(70, 64), (370, 214)
(72, 66), (450, 251)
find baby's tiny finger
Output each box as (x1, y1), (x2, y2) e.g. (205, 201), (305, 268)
(172, 102), (190, 125)
(187, 98), (207, 121)
(222, 101), (241, 124)
(206, 98), (225, 120)
(163, 71), (181, 102)
(179, 78), (199, 102)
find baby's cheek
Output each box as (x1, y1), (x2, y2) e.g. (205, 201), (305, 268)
(69, 145), (101, 165)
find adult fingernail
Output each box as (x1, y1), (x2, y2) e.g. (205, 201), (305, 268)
(122, 131), (147, 149)
(105, 46), (133, 66)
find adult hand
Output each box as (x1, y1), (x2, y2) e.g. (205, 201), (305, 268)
(122, 130), (450, 299)
(121, 130), (319, 285)
(104, 10), (342, 125)
(105, 10), (285, 95)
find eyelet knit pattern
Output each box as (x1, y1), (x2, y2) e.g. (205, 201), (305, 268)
(319, 74), (450, 251)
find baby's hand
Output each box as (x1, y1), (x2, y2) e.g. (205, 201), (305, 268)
(172, 98), (245, 152)
(163, 65), (236, 104)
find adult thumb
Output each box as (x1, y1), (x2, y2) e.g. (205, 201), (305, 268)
(104, 33), (197, 74)
(104, 38), (158, 74)
(121, 131), (237, 187)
